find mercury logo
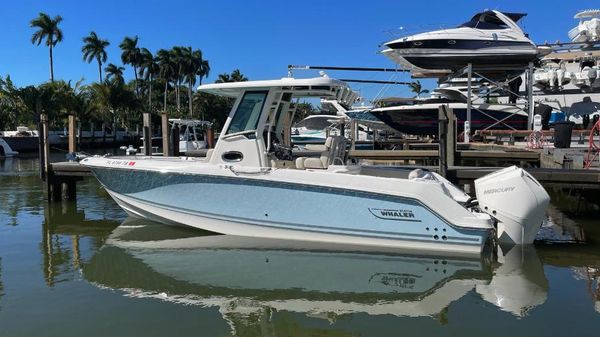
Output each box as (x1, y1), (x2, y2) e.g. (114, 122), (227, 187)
(483, 186), (516, 195)
(369, 208), (421, 222)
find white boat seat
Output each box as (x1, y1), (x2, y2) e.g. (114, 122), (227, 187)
(296, 136), (346, 169)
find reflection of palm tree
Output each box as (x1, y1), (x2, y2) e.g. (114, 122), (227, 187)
(82, 31), (110, 82)
(408, 80), (429, 98)
(30, 12), (63, 82)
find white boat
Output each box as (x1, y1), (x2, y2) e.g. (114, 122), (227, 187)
(169, 119), (212, 154)
(83, 220), (548, 331)
(382, 11), (548, 75)
(81, 76), (550, 255)
(568, 10), (600, 44)
(291, 115), (347, 143)
(534, 61), (572, 92)
(291, 114), (372, 144)
(0, 137), (18, 157)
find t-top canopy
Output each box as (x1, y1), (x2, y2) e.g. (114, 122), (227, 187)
(198, 77), (359, 106)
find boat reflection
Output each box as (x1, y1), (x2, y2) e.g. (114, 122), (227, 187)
(82, 219), (549, 333)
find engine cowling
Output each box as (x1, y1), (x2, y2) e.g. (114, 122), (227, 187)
(474, 166), (550, 244)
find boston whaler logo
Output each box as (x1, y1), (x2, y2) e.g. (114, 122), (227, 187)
(369, 208), (421, 222)
(483, 186), (516, 195)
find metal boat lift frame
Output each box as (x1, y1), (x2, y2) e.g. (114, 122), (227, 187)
(444, 63), (535, 142)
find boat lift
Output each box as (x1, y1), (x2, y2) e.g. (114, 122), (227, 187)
(445, 63), (536, 142)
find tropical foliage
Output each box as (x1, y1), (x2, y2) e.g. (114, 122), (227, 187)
(1, 12), (249, 134)
(408, 80), (429, 98)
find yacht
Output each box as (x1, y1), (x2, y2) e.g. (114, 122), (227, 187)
(369, 94), (529, 136)
(83, 220), (548, 332)
(81, 76), (549, 255)
(382, 10), (547, 74)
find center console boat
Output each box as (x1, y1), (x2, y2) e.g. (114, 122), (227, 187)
(82, 76), (549, 255)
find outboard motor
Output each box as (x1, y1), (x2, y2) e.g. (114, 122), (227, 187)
(474, 166), (550, 244)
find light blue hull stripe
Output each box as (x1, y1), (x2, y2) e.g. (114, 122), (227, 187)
(93, 167), (489, 246)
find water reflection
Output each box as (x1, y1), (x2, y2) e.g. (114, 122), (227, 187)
(82, 219), (551, 335)
(40, 196), (121, 286)
(0, 257), (3, 311)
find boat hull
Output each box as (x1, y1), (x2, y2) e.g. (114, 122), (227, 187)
(370, 105), (528, 135)
(89, 166), (490, 255)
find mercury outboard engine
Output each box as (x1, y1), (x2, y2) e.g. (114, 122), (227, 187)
(474, 166), (550, 244)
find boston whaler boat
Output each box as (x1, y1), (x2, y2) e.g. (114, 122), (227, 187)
(82, 76), (549, 255)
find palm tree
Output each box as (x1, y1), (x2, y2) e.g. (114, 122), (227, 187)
(408, 80), (429, 98)
(30, 13), (63, 82)
(156, 49), (175, 112)
(82, 31), (110, 82)
(216, 69), (247, 83)
(119, 36), (141, 96)
(198, 58), (210, 85)
(138, 48), (159, 112)
(105, 63), (125, 85)
(170, 46), (187, 113)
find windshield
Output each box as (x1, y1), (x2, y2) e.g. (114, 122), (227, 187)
(458, 12), (509, 30)
(226, 91), (268, 134)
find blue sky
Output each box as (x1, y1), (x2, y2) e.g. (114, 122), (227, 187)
(1, 0), (597, 100)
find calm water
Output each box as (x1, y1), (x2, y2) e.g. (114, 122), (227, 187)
(1, 155), (599, 337)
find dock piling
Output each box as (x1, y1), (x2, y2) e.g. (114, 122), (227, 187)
(143, 112), (151, 156)
(161, 112), (170, 156)
(68, 115), (76, 153)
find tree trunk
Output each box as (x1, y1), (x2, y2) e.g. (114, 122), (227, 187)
(134, 65), (139, 96)
(49, 45), (54, 82)
(188, 78), (193, 118)
(176, 78), (181, 113)
(148, 75), (152, 112)
(98, 61), (103, 82)
(163, 80), (168, 112)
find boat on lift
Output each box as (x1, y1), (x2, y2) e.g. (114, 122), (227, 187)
(382, 10), (548, 75)
(369, 90), (529, 136)
(81, 76), (549, 255)
(568, 10), (600, 45)
(533, 61), (572, 92)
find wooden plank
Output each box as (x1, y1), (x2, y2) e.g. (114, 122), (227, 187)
(349, 150), (438, 159)
(459, 150), (539, 161)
